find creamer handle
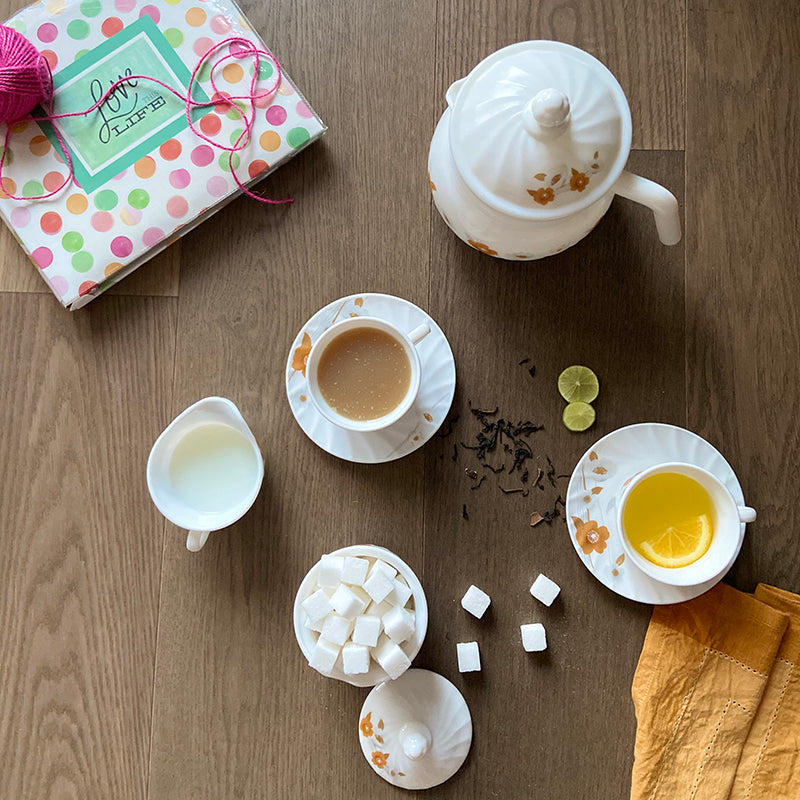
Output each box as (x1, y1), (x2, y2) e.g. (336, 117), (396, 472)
(614, 170), (681, 246)
(187, 530), (211, 552)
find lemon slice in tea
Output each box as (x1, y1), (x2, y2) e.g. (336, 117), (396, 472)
(558, 366), (599, 403)
(639, 514), (713, 568)
(562, 401), (596, 432)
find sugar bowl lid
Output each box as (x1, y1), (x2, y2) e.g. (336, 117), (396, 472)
(449, 40), (632, 219)
(358, 669), (472, 790)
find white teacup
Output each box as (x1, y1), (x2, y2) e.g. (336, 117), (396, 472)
(617, 462), (756, 586)
(146, 397), (264, 552)
(305, 316), (430, 433)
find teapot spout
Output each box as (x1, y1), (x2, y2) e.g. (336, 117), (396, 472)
(614, 171), (682, 245)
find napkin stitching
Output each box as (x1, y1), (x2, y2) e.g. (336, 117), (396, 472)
(777, 657), (795, 666)
(648, 649), (709, 800)
(689, 698), (732, 800)
(744, 662), (795, 799)
(706, 647), (769, 677)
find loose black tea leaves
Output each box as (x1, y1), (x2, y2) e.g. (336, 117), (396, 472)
(451, 444), (458, 462)
(470, 476), (486, 490)
(528, 365), (536, 379)
(462, 504), (469, 520)
(482, 462), (505, 474)
(499, 486), (529, 496)
(437, 414), (459, 439)
(518, 358), (530, 366)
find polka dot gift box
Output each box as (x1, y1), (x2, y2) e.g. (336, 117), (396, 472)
(0, 0), (325, 309)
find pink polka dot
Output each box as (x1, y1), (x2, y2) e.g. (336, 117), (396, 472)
(139, 5), (160, 22)
(191, 145), (214, 166)
(266, 105), (287, 126)
(112, 169), (127, 181)
(110, 236), (133, 258)
(193, 37), (215, 58)
(11, 207), (30, 228)
(210, 14), (232, 34)
(91, 211), (114, 232)
(43, 171), (65, 192)
(37, 23), (58, 43)
(114, 0), (136, 12)
(169, 168), (191, 189)
(206, 176), (228, 197)
(296, 100), (313, 118)
(228, 41), (250, 58)
(142, 227), (164, 248)
(50, 275), (68, 296)
(254, 92), (272, 109)
(167, 195), (189, 218)
(32, 246), (53, 268)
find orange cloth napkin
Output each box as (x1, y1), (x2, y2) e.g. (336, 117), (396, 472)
(630, 582), (800, 800)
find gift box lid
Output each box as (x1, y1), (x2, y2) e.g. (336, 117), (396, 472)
(0, 0), (325, 308)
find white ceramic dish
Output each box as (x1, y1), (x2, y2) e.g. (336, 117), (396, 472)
(358, 669), (472, 790)
(293, 545), (428, 687)
(565, 423), (747, 604)
(285, 293), (456, 463)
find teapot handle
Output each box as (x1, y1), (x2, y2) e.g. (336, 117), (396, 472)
(614, 171), (681, 246)
(445, 78), (467, 109)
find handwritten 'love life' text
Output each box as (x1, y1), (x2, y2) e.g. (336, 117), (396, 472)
(90, 69), (168, 144)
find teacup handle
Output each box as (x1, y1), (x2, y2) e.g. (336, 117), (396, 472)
(738, 506), (757, 524)
(407, 324), (431, 346)
(187, 530), (211, 552)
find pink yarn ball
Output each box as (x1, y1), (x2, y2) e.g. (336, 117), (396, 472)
(0, 25), (53, 121)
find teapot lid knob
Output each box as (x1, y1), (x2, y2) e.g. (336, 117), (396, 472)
(524, 88), (571, 139)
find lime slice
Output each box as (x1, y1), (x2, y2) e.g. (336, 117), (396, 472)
(558, 366), (599, 403)
(639, 515), (713, 568)
(562, 402), (596, 432)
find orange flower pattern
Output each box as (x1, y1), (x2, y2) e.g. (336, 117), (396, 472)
(527, 186), (555, 206)
(573, 516), (610, 555)
(359, 712), (373, 738)
(291, 332), (312, 377)
(570, 168), (590, 192)
(371, 751), (389, 769)
(467, 240), (498, 256)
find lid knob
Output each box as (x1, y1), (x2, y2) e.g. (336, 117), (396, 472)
(401, 722), (432, 760)
(523, 88), (571, 140)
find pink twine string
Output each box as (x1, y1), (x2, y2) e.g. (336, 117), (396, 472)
(0, 29), (292, 205)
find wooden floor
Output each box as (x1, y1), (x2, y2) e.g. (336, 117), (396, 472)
(1, 1), (798, 798)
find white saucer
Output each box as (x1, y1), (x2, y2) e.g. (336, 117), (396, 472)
(285, 293), (456, 463)
(565, 423), (747, 604)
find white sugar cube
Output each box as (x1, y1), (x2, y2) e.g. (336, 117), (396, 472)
(461, 585), (491, 619)
(341, 643), (371, 675)
(373, 634), (411, 680)
(366, 600), (393, 618)
(382, 605), (415, 644)
(320, 613), (354, 646)
(352, 614), (382, 647)
(364, 568), (395, 604)
(340, 556), (370, 586)
(317, 555), (344, 588)
(330, 583), (368, 619)
(521, 623), (547, 652)
(369, 559), (397, 582)
(302, 588), (333, 623)
(457, 641), (481, 672)
(304, 613), (328, 633)
(530, 573), (561, 606)
(308, 638), (340, 674)
(389, 578), (413, 607)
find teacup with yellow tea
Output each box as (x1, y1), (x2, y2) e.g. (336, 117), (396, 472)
(618, 463), (756, 586)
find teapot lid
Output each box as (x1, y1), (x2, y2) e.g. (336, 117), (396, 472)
(449, 40), (632, 220)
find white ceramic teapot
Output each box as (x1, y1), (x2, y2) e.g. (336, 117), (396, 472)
(428, 41), (681, 260)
